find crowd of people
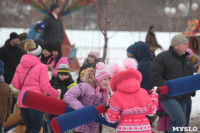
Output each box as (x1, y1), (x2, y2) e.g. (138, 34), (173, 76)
(0, 3), (199, 133)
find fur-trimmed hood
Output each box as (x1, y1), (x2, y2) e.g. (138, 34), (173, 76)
(110, 69), (142, 93)
(109, 58), (142, 93)
(84, 67), (96, 86)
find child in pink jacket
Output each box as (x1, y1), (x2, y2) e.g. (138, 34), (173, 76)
(157, 101), (169, 133)
(12, 40), (59, 133)
(47, 44), (69, 77)
(104, 58), (158, 133)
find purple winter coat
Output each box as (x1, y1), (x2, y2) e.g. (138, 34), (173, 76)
(157, 101), (169, 131)
(64, 82), (106, 133)
(12, 54), (59, 108)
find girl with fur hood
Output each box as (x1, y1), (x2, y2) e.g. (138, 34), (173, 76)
(104, 58), (158, 133)
(64, 62), (111, 133)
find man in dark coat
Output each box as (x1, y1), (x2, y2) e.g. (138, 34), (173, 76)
(43, 3), (65, 46)
(145, 25), (162, 51)
(151, 34), (195, 133)
(0, 32), (23, 113)
(0, 32), (23, 84)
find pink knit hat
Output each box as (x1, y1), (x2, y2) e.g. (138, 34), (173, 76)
(95, 62), (111, 103)
(95, 62), (111, 84)
(88, 50), (99, 59)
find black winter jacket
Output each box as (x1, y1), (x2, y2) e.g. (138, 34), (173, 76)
(151, 46), (194, 103)
(0, 39), (23, 84)
(50, 75), (75, 100)
(43, 13), (65, 45)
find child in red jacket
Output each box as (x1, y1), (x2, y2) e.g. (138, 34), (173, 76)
(104, 58), (158, 133)
(157, 100), (169, 133)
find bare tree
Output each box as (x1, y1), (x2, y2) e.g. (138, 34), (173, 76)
(94, 0), (125, 63)
(94, 0), (110, 63)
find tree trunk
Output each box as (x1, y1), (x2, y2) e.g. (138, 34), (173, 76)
(94, 0), (110, 63)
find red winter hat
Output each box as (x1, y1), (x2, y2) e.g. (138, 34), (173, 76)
(109, 58), (142, 92)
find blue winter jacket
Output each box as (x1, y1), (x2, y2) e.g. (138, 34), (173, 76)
(132, 41), (154, 91)
(28, 25), (43, 40)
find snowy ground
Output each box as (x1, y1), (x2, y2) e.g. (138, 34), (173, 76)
(191, 91), (200, 118)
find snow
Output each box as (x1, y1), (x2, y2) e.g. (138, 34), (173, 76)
(191, 91), (200, 117)
(0, 28), (178, 49)
(0, 28), (199, 118)
(0, 28), (179, 65)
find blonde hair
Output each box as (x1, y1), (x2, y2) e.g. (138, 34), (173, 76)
(84, 68), (96, 86)
(24, 40), (35, 51)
